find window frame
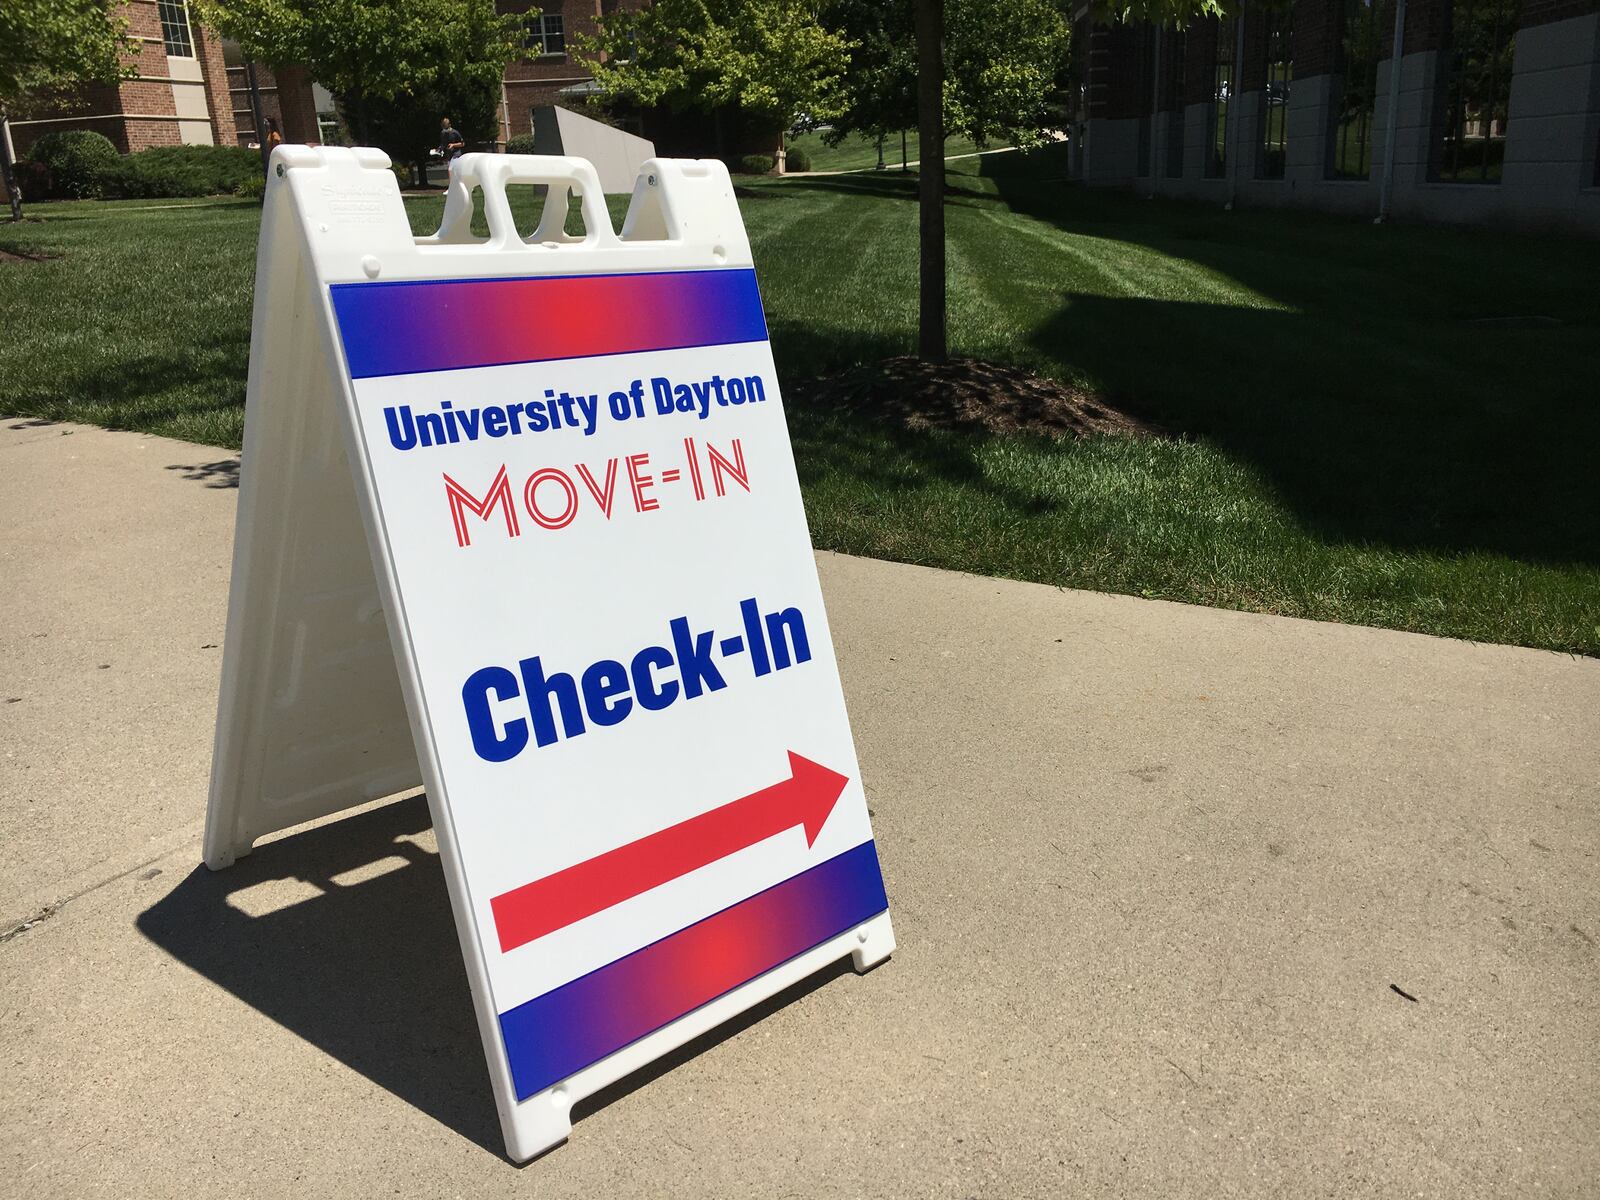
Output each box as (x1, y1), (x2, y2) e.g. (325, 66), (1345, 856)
(528, 13), (567, 59)
(157, 0), (196, 58)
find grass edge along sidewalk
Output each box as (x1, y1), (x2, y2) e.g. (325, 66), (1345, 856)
(1, 150), (1597, 657)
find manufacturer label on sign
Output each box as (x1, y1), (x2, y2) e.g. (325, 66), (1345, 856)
(204, 147), (892, 1162)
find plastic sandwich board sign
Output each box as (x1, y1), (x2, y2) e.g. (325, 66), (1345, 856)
(203, 145), (893, 1162)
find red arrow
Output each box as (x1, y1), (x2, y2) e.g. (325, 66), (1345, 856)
(490, 751), (850, 954)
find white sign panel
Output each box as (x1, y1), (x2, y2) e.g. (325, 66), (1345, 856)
(204, 148), (893, 1162)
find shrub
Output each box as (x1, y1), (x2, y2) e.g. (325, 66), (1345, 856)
(782, 146), (810, 173)
(100, 144), (261, 199)
(13, 159), (53, 202)
(736, 153), (775, 176)
(235, 171), (266, 201)
(28, 130), (120, 199)
(505, 133), (537, 155)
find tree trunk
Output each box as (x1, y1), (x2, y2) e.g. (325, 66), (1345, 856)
(1, 115), (23, 223)
(245, 63), (269, 176)
(915, 0), (946, 362)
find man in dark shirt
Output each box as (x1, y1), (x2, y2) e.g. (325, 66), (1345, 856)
(438, 117), (465, 162)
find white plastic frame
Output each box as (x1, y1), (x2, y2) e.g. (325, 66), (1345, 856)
(203, 145), (893, 1162)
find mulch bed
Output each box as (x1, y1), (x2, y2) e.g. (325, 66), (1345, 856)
(800, 355), (1156, 440)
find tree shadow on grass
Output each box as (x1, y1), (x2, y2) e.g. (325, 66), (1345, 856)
(764, 171), (997, 214)
(950, 150), (1600, 569)
(781, 285), (1599, 572)
(1023, 294), (1600, 570)
(137, 794), (867, 1161)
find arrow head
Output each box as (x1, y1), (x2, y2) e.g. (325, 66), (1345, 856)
(786, 751), (850, 847)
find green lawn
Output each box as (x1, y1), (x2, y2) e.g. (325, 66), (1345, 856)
(784, 128), (986, 173)
(2, 150), (1597, 654)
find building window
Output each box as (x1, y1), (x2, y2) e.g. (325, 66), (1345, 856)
(1136, 27), (1155, 177)
(1260, 11), (1292, 178)
(1164, 29), (1187, 177)
(158, 0), (195, 58)
(1206, 19), (1234, 178)
(1328, 0), (1387, 179)
(317, 112), (343, 145)
(1433, 0), (1519, 182)
(528, 13), (566, 57)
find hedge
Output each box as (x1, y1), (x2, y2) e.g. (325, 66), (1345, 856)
(100, 144), (261, 199)
(22, 139), (262, 201)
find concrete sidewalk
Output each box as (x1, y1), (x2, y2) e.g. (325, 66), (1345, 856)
(2, 420), (1596, 1198)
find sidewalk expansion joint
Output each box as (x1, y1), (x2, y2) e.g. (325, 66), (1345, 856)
(0, 838), (197, 948)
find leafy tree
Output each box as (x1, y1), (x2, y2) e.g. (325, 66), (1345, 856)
(817, 0), (916, 161)
(197, 0), (529, 150)
(575, 0), (854, 159)
(364, 74), (501, 187)
(827, 0), (1068, 155)
(945, 0), (1071, 148)
(0, 0), (136, 220)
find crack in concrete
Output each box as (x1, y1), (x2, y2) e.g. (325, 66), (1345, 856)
(0, 838), (197, 946)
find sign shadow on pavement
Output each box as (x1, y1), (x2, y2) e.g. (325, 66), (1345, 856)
(135, 794), (859, 1161)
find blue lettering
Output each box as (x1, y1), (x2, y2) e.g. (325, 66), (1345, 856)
(518, 655), (584, 747)
(652, 376), (674, 415)
(630, 646), (679, 710)
(581, 659), (633, 726)
(462, 666), (527, 762)
(670, 616), (726, 698)
(384, 406), (417, 451)
(462, 600), (809, 761)
(416, 411), (447, 447)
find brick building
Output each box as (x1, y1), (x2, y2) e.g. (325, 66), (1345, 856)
(1069, 0), (1600, 232)
(10, 1), (635, 157)
(9, 0), (236, 155)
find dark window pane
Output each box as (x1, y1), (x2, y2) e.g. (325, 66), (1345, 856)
(1328, 0), (1388, 179)
(1433, 0), (1518, 182)
(1261, 10), (1292, 178)
(1164, 29), (1187, 177)
(1207, 19), (1234, 178)
(1136, 26), (1155, 177)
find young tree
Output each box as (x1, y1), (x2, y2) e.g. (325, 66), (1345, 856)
(829, 0), (1069, 158)
(576, 0), (853, 160)
(0, 0), (135, 221)
(911, 0), (1219, 359)
(817, 0), (916, 160)
(197, 0), (528, 150)
(828, 0), (1069, 357)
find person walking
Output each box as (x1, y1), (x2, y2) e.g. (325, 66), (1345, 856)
(438, 117), (465, 164)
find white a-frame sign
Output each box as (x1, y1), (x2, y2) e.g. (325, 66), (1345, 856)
(204, 146), (893, 1162)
